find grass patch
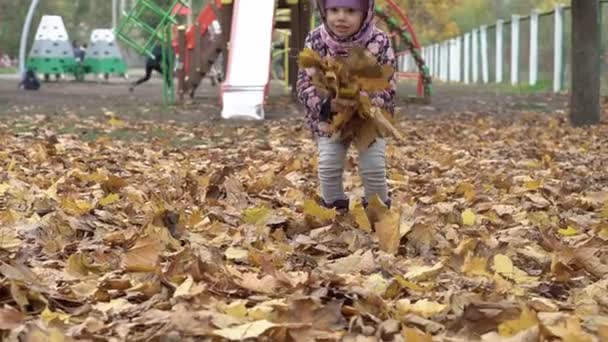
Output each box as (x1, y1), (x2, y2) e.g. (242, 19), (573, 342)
(0, 67), (17, 75)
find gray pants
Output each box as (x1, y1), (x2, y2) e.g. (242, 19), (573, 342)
(318, 137), (389, 204)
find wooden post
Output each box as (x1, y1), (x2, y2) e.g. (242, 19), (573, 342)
(177, 26), (187, 102)
(570, 0), (600, 125)
(287, 0), (311, 96)
(219, 1), (234, 77)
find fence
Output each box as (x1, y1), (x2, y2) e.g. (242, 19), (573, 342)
(411, 2), (608, 94)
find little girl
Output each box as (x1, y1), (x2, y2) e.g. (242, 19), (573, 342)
(297, 0), (396, 211)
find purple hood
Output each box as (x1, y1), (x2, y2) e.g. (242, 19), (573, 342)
(316, 0), (376, 53)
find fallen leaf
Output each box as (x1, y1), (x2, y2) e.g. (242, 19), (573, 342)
(558, 226), (578, 237)
(121, 235), (162, 272)
(0, 306), (24, 329)
(224, 300), (248, 319)
(497, 306), (538, 337)
(493, 254), (538, 284)
(303, 200), (336, 221)
(213, 320), (276, 340)
(401, 326), (433, 342)
(396, 299), (446, 318)
(351, 201), (371, 231)
(41, 306), (71, 325)
(375, 209), (400, 254)
(237, 272), (280, 294)
(225, 247), (249, 261)
(542, 315), (594, 342)
(461, 252), (491, 277)
(98, 193), (120, 206)
(403, 261), (444, 281)
(461, 209), (476, 226)
(242, 207), (272, 226)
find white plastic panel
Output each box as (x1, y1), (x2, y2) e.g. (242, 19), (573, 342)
(221, 0), (275, 120)
(88, 29), (123, 59)
(29, 16), (73, 59)
(34, 15), (69, 41)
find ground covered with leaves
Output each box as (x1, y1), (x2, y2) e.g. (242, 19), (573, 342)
(0, 108), (607, 341)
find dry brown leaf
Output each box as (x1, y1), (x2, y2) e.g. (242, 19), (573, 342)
(375, 209), (400, 254)
(213, 320), (276, 341)
(121, 235), (162, 272)
(0, 306), (24, 330)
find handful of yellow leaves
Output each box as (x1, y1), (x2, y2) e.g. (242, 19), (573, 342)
(298, 46), (404, 151)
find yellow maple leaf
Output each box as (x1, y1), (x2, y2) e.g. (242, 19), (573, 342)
(107, 117), (125, 128)
(461, 252), (490, 277)
(498, 306), (538, 336)
(351, 201), (371, 231)
(242, 207), (272, 226)
(543, 315), (594, 342)
(61, 197), (93, 216)
(41, 307), (71, 324)
(375, 209), (401, 254)
(493, 254), (538, 284)
(524, 179), (542, 190)
(461, 209), (476, 226)
(363, 273), (390, 296)
(601, 202), (608, 218)
(224, 300), (249, 319)
(394, 275), (427, 292)
(598, 226), (608, 241)
(99, 193), (120, 207)
(303, 200), (336, 221)
(558, 226), (578, 237)
(297, 48), (322, 69)
(402, 326), (433, 342)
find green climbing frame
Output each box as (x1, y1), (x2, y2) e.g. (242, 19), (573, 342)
(375, 6), (432, 103)
(115, 0), (187, 105)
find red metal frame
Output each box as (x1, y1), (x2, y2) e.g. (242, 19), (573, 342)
(171, 0), (222, 76)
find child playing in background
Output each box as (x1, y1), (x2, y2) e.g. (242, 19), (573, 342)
(296, 0), (397, 211)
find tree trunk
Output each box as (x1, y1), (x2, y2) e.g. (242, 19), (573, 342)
(570, 0), (600, 126)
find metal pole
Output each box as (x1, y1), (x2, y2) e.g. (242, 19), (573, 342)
(112, 0), (118, 28)
(19, 0), (41, 76)
(120, 0), (126, 17)
(187, 0), (193, 26)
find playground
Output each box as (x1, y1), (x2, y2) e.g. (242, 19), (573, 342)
(0, 0), (607, 341)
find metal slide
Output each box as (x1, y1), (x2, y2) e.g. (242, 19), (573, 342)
(221, 0), (275, 120)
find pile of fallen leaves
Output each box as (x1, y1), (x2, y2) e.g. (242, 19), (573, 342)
(0, 110), (607, 341)
(299, 47), (403, 152)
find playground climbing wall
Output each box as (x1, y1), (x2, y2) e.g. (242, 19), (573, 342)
(27, 15), (76, 75)
(85, 29), (127, 75)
